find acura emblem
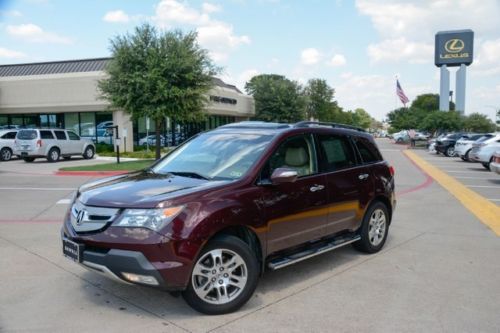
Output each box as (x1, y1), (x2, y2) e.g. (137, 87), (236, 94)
(76, 209), (86, 225)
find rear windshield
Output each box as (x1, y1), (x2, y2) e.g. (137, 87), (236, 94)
(17, 130), (38, 140)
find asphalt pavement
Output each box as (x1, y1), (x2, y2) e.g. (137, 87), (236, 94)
(0, 139), (499, 333)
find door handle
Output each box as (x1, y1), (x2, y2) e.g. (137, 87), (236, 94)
(358, 173), (369, 180)
(310, 184), (325, 192)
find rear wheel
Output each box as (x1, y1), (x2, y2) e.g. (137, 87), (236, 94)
(47, 148), (60, 162)
(482, 158), (493, 170)
(0, 147), (12, 161)
(182, 235), (259, 315)
(354, 202), (389, 253)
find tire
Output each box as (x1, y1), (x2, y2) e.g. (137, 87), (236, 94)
(83, 146), (95, 159)
(0, 147), (12, 161)
(47, 148), (60, 162)
(482, 159), (493, 171)
(63, 156), (71, 160)
(464, 149), (471, 162)
(182, 235), (259, 315)
(445, 146), (455, 157)
(396, 138), (403, 143)
(460, 156), (466, 161)
(23, 157), (35, 162)
(354, 202), (389, 254)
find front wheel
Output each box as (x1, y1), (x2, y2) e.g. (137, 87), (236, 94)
(47, 148), (60, 162)
(354, 202), (389, 253)
(482, 159), (492, 170)
(182, 235), (259, 315)
(83, 146), (95, 159)
(464, 149), (472, 162)
(445, 146), (455, 157)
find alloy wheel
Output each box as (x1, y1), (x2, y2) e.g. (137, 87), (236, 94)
(192, 249), (248, 305)
(1, 148), (12, 161)
(368, 209), (386, 246)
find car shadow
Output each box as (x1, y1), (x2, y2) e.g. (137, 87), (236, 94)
(77, 241), (382, 322)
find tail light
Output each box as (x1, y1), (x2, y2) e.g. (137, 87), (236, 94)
(36, 139), (42, 148)
(389, 165), (395, 176)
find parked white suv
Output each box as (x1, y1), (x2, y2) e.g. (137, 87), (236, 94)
(0, 129), (18, 161)
(470, 134), (500, 170)
(15, 129), (95, 162)
(455, 134), (493, 161)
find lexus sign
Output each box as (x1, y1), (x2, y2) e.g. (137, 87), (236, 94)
(435, 29), (474, 67)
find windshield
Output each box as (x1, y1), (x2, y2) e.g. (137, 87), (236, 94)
(152, 132), (275, 180)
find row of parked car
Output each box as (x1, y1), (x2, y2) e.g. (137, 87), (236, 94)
(0, 128), (95, 162)
(427, 132), (500, 174)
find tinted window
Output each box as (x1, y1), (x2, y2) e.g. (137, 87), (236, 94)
(17, 130), (37, 140)
(316, 134), (356, 172)
(40, 130), (54, 139)
(354, 137), (382, 164)
(261, 134), (317, 179)
(1, 131), (17, 139)
(54, 131), (67, 140)
(67, 131), (80, 140)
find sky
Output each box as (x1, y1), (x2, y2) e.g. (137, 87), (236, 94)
(0, 0), (499, 121)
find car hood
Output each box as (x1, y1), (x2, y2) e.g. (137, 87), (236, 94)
(77, 171), (231, 208)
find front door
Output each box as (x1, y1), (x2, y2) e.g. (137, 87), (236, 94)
(261, 134), (328, 254)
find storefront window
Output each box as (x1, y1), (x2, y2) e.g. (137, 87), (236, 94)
(64, 113), (79, 134)
(96, 112), (113, 145)
(79, 113), (96, 139)
(0, 115), (8, 129)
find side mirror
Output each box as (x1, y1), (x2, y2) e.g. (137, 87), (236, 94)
(270, 168), (298, 185)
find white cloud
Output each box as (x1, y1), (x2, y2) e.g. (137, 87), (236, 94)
(6, 23), (72, 44)
(202, 3), (222, 14)
(356, 0), (500, 41)
(327, 54), (346, 67)
(367, 37), (433, 64)
(154, 0), (249, 62)
(103, 10), (130, 23)
(0, 47), (27, 59)
(300, 48), (321, 65)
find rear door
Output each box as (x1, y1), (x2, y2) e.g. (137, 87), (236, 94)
(261, 134), (328, 254)
(53, 130), (69, 154)
(315, 133), (371, 235)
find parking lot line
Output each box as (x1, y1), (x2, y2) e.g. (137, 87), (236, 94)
(467, 185), (500, 189)
(404, 150), (500, 236)
(56, 199), (72, 204)
(455, 176), (499, 180)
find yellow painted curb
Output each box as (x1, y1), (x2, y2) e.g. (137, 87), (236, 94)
(404, 150), (500, 236)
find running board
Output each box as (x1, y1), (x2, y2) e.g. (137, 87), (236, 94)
(267, 235), (361, 270)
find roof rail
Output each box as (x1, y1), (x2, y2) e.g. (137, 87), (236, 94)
(219, 121), (292, 129)
(294, 121), (366, 132)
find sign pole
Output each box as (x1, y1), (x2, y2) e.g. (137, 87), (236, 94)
(455, 64), (466, 114)
(439, 65), (450, 111)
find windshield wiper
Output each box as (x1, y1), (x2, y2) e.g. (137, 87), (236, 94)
(167, 171), (210, 180)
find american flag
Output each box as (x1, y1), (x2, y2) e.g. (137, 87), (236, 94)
(396, 79), (409, 106)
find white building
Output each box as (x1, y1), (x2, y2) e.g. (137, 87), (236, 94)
(0, 58), (255, 151)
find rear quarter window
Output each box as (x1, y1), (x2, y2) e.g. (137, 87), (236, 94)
(17, 130), (38, 140)
(354, 137), (383, 164)
(1, 131), (17, 139)
(54, 131), (67, 140)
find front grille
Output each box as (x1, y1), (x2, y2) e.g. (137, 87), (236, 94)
(70, 200), (119, 233)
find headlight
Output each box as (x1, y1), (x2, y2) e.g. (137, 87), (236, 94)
(113, 206), (184, 231)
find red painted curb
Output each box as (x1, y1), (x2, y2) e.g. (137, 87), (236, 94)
(54, 170), (128, 176)
(397, 150), (434, 196)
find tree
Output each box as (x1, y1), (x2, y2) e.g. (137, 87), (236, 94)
(245, 74), (305, 122)
(351, 108), (373, 129)
(303, 79), (334, 121)
(463, 113), (496, 132)
(421, 111), (462, 134)
(99, 24), (218, 159)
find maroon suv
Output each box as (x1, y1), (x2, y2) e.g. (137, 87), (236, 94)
(62, 121), (396, 314)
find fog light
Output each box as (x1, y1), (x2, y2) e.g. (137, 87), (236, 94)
(122, 272), (159, 286)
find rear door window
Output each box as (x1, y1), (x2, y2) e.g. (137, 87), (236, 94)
(17, 130), (37, 140)
(40, 130), (55, 139)
(54, 131), (67, 140)
(316, 134), (357, 172)
(353, 137), (382, 164)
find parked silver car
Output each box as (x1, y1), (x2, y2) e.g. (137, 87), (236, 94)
(0, 129), (18, 161)
(455, 134), (493, 161)
(469, 134), (500, 170)
(15, 129), (95, 162)
(490, 151), (500, 175)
